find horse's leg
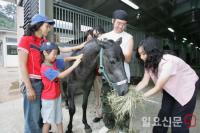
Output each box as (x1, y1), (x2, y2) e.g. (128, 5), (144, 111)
(82, 78), (94, 132)
(66, 86), (76, 133)
(62, 80), (69, 109)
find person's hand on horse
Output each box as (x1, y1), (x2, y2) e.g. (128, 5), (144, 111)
(75, 54), (84, 60)
(72, 59), (82, 68)
(76, 42), (85, 50)
(26, 88), (36, 101)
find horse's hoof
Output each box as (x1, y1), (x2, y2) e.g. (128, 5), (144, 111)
(84, 128), (92, 133)
(84, 124), (92, 133)
(85, 124), (91, 129)
(65, 130), (73, 133)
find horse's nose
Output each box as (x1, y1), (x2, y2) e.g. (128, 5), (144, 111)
(122, 88), (128, 96)
(121, 84), (128, 96)
(115, 83), (128, 96)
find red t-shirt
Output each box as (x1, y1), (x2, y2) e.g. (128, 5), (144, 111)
(40, 62), (61, 99)
(18, 35), (47, 79)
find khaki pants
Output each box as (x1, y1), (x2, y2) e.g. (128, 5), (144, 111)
(93, 76), (102, 117)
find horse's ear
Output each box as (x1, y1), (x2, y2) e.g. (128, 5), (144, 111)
(115, 37), (122, 46)
(98, 38), (107, 49)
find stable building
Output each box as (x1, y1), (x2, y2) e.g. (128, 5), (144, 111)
(17, 0), (200, 80)
(0, 29), (18, 67)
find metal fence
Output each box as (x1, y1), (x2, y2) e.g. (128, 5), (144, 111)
(53, 1), (145, 77)
(23, 0), (39, 31)
(53, 2), (145, 46)
(53, 2), (112, 44)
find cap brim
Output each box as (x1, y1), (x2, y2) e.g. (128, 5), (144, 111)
(30, 21), (39, 26)
(45, 20), (55, 25)
(30, 20), (55, 26)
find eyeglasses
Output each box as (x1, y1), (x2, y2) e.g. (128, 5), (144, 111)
(115, 21), (127, 28)
(115, 20), (127, 28)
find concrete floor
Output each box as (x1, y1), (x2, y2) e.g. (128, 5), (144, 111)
(0, 67), (199, 133)
(0, 67), (21, 103)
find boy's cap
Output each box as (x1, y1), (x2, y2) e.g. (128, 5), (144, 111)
(112, 9), (128, 21)
(31, 14), (55, 26)
(40, 42), (58, 51)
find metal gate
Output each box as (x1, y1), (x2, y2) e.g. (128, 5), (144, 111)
(53, 2), (145, 46)
(22, 0), (39, 31)
(21, 0), (145, 48)
(53, 2), (113, 44)
(53, 1), (145, 78)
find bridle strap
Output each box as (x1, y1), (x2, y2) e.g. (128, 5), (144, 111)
(98, 48), (127, 87)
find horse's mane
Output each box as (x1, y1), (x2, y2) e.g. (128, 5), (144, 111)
(102, 39), (125, 61)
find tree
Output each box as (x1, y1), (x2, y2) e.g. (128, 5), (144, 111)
(3, 3), (16, 20)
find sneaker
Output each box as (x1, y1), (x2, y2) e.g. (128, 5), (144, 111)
(99, 126), (109, 133)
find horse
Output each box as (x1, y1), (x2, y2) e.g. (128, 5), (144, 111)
(64, 38), (129, 133)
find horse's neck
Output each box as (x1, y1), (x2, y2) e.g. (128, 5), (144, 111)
(80, 40), (101, 70)
(83, 40), (100, 58)
(83, 48), (100, 66)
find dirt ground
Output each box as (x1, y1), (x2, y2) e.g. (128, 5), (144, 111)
(0, 67), (21, 103)
(0, 67), (199, 133)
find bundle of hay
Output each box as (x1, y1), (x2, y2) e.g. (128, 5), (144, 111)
(107, 85), (157, 132)
(107, 85), (144, 120)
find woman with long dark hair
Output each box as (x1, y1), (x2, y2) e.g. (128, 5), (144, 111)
(18, 14), (55, 133)
(136, 36), (199, 133)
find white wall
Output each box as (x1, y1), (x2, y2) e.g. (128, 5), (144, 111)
(0, 33), (4, 66)
(0, 31), (18, 67)
(17, 1), (24, 42)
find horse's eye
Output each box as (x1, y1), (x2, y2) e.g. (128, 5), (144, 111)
(116, 57), (120, 62)
(110, 58), (116, 64)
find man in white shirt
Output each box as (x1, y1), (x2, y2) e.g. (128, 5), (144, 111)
(99, 9), (134, 133)
(99, 10), (134, 83)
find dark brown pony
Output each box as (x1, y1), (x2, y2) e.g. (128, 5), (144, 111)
(64, 38), (128, 133)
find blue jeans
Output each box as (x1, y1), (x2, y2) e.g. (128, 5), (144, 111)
(21, 79), (43, 133)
